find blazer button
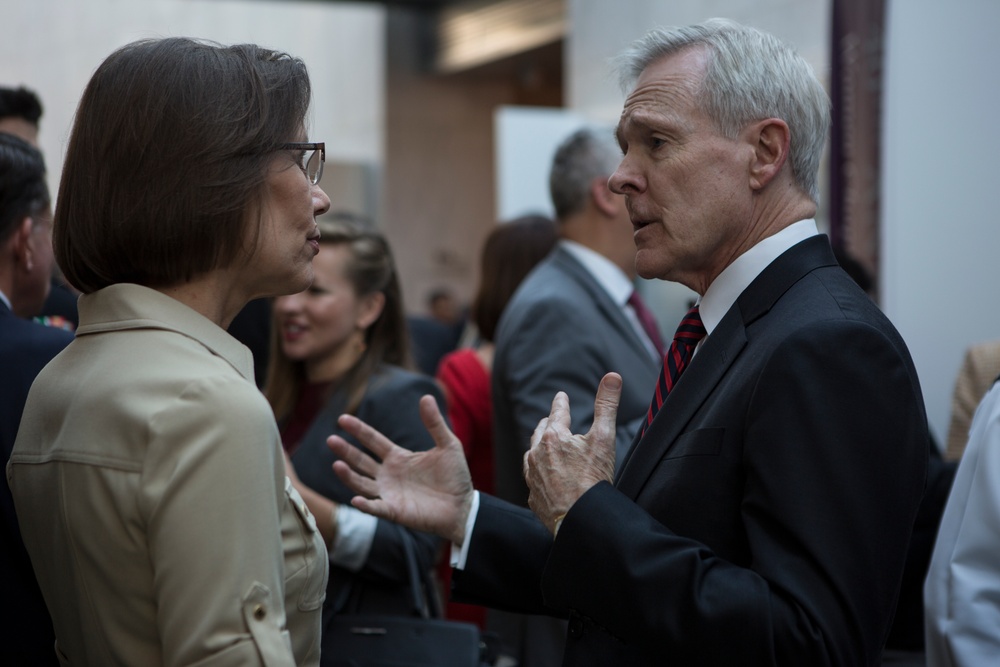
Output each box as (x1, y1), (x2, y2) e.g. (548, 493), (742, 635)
(568, 617), (583, 637)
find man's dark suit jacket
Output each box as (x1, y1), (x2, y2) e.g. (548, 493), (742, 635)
(1, 301), (73, 666)
(453, 236), (928, 666)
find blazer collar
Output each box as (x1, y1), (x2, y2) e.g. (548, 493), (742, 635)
(76, 283), (256, 383)
(614, 235), (838, 498)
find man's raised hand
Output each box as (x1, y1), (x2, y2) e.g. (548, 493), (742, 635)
(328, 394), (474, 545)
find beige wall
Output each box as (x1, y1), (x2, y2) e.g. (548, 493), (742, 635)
(381, 9), (562, 315)
(0, 0), (384, 212)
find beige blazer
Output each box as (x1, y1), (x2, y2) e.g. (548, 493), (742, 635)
(945, 339), (1000, 460)
(8, 284), (328, 666)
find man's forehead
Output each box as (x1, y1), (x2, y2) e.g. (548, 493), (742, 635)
(616, 48), (708, 132)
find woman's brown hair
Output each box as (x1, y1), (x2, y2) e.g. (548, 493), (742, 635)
(54, 37), (311, 293)
(471, 214), (558, 342)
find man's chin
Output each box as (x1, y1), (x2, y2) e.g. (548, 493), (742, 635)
(634, 255), (665, 282)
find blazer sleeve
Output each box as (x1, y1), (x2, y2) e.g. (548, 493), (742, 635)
(540, 320), (928, 666)
(451, 493), (563, 617)
(139, 375), (297, 667)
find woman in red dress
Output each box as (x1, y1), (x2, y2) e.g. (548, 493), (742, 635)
(435, 214), (558, 626)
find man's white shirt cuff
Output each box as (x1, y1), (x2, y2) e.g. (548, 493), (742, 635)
(450, 490), (480, 570)
(330, 504), (378, 572)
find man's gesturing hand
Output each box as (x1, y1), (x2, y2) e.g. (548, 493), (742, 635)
(523, 373), (622, 534)
(327, 394), (474, 545)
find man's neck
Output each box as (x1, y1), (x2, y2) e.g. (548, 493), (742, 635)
(559, 218), (635, 279)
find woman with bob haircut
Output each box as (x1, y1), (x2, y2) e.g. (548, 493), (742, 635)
(264, 217), (444, 656)
(8, 37), (332, 666)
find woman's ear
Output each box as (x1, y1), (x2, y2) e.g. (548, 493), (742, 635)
(746, 118), (790, 192)
(356, 291), (386, 331)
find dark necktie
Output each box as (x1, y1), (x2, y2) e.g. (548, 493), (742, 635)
(627, 290), (665, 357)
(639, 305), (707, 438)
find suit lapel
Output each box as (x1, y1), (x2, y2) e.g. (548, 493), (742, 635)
(615, 314), (745, 497)
(551, 247), (654, 364)
(614, 235), (839, 499)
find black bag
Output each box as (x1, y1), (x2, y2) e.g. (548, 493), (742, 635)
(322, 526), (490, 667)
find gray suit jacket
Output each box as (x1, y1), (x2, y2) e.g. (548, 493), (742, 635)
(492, 245), (659, 507)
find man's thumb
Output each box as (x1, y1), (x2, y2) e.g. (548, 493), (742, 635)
(589, 373), (622, 441)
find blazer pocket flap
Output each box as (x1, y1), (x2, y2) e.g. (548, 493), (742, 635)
(663, 427), (724, 460)
(242, 582), (295, 667)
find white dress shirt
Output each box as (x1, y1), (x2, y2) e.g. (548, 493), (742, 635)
(925, 381), (1000, 666)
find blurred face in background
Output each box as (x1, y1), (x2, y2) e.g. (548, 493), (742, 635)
(0, 118), (39, 146)
(273, 242), (384, 382)
(12, 204), (55, 318)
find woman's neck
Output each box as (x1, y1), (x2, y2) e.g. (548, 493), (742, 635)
(304, 330), (366, 383)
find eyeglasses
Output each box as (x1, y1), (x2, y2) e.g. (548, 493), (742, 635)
(281, 142), (325, 185)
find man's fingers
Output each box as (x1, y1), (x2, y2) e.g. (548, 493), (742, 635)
(530, 416), (550, 449)
(350, 496), (393, 522)
(334, 413), (396, 460)
(548, 391), (571, 429)
(331, 459), (382, 499)
(418, 395), (458, 451)
(327, 434), (379, 478)
(587, 373), (622, 443)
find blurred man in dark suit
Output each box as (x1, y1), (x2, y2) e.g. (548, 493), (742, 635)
(0, 132), (71, 666)
(0, 85), (78, 330)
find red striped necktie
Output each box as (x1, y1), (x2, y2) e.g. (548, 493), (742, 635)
(639, 305), (707, 438)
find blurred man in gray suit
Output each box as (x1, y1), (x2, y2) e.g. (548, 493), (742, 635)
(490, 127), (661, 666)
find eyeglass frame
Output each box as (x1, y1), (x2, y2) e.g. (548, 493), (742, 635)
(281, 142), (325, 185)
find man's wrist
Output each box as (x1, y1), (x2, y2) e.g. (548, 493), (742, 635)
(553, 513), (567, 537)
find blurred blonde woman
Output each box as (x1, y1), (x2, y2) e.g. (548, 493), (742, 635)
(265, 218), (444, 660)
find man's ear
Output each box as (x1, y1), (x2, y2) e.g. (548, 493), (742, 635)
(746, 118), (790, 192)
(590, 176), (621, 217)
(357, 291), (386, 331)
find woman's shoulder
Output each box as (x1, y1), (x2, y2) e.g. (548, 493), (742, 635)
(363, 364), (443, 407)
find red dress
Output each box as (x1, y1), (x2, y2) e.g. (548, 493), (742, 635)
(435, 348), (493, 627)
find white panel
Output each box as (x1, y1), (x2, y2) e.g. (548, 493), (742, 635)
(494, 105), (585, 220)
(882, 0), (1000, 443)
